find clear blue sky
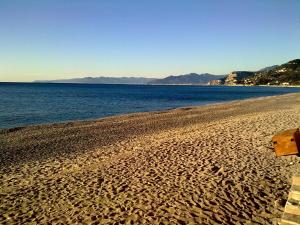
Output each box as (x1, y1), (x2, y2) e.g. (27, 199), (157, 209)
(1, 0), (300, 81)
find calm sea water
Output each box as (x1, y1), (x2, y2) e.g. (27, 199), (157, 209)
(0, 82), (299, 129)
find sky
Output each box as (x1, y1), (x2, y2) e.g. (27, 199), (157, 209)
(0, 0), (300, 82)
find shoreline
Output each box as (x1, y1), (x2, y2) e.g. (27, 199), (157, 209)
(1, 81), (300, 87)
(0, 93), (300, 224)
(0, 93), (299, 166)
(1, 91), (299, 131)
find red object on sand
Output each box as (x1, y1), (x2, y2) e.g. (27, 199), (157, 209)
(272, 128), (300, 157)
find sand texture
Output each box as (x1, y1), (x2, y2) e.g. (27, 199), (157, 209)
(0, 93), (300, 224)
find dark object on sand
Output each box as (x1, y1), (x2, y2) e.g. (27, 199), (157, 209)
(272, 128), (300, 157)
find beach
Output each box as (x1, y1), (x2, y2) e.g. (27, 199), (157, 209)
(0, 93), (300, 224)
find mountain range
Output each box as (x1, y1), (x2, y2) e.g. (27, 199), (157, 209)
(34, 59), (300, 86)
(248, 59), (300, 85)
(35, 73), (225, 85)
(148, 73), (225, 85)
(221, 59), (300, 86)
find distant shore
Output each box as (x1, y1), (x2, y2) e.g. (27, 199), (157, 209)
(2, 81), (300, 87)
(1, 83), (299, 129)
(0, 93), (300, 224)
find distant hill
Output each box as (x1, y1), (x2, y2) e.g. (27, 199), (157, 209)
(35, 77), (156, 85)
(218, 59), (300, 86)
(250, 59), (300, 85)
(34, 59), (299, 86)
(148, 73), (225, 85)
(257, 65), (278, 72)
(36, 73), (226, 85)
(223, 71), (255, 85)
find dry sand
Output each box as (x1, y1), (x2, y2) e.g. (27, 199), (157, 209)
(0, 93), (300, 225)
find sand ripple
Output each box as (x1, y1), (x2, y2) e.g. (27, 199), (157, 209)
(0, 93), (300, 224)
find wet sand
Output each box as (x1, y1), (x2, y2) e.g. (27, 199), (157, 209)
(0, 93), (300, 224)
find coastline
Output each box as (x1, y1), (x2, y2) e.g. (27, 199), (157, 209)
(1, 93), (300, 224)
(0, 86), (300, 130)
(1, 93), (299, 166)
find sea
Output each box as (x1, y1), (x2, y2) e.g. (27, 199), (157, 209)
(0, 82), (299, 129)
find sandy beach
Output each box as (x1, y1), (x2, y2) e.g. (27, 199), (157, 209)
(0, 93), (300, 224)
